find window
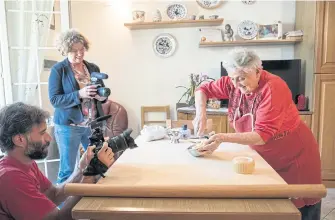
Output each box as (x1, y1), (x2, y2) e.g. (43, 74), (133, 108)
(0, 0), (70, 183)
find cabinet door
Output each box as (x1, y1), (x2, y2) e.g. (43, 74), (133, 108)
(188, 115), (227, 134)
(312, 74), (335, 182)
(226, 120), (236, 133)
(300, 115), (312, 129)
(208, 115), (227, 134)
(177, 112), (188, 120)
(315, 1), (335, 73)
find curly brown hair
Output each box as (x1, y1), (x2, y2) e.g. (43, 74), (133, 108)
(56, 29), (90, 56)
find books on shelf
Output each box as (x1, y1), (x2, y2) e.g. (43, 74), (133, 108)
(285, 30), (303, 37)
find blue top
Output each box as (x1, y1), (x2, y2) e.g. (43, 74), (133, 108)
(48, 58), (106, 125)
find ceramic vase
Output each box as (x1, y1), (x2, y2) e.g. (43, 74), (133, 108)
(152, 9), (162, 22)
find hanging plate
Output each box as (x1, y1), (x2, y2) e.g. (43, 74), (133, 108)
(242, 0), (256, 4)
(196, 0), (223, 9)
(166, 4), (187, 20)
(237, 20), (258, 40)
(153, 34), (177, 58)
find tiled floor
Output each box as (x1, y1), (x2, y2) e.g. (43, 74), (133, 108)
(322, 188), (335, 220)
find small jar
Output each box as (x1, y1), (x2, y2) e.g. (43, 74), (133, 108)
(180, 124), (191, 139)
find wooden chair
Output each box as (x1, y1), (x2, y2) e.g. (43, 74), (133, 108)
(141, 105), (170, 129)
(166, 119), (213, 134)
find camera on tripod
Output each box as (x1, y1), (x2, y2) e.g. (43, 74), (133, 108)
(89, 72), (111, 98)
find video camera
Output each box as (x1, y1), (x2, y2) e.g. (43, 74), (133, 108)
(85, 72), (111, 123)
(83, 115), (138, 177)
(89, 72), (111, 98)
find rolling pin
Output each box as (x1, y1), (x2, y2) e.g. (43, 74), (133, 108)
(64, 184), (327, 199)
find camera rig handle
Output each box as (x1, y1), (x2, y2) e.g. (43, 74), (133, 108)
(83, 115), (111, 177)
(87, 114), (111, 129)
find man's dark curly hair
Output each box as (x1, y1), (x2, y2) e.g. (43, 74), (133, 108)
(0, 102), (50, 153)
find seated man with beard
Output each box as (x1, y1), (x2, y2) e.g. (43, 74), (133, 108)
(0, 102), (114, 220)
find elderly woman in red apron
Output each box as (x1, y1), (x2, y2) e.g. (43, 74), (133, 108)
(193, 48), (322, 220)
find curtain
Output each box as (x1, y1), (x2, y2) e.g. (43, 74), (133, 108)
(7, 0), (54, 105)
(0, 47), (4, 156)
(0, 47), (5, 109)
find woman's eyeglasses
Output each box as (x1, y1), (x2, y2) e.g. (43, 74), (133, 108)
(70, 48), (85, 54)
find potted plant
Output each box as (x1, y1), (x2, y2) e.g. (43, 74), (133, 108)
(176, 73), (215, 107)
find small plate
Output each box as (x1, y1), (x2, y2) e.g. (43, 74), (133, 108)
(196, 0), (223, 9)
(166, 3), (187, 20)
(153, 33), (177, 58)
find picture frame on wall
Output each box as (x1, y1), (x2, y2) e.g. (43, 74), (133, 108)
(44, 59), (57, 70)
(199, 28), (223, 42)
(257, 22), (282, 40)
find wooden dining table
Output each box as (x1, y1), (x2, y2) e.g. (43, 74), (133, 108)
(72, 137), (301, 220)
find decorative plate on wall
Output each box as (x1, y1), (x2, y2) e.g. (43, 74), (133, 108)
(153, 34), (177, 58)
(242, 0), (256, 5)
(166, 4), (187, 20)
(196, 0), (223, 9)
(237, 20), (258, 40)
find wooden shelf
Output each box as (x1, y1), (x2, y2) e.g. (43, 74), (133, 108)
(199, 39), (303, 47)
(124, 19), (224, 30)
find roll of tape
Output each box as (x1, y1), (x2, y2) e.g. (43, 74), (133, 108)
(232, 156), (255, 174)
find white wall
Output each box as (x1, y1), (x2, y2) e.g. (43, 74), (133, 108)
(71, 0), (296, 136)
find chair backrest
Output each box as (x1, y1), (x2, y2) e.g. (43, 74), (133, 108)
(166, 119), (213, 134)
(141, 105), (170, 129)
(102, 100), (128, 137)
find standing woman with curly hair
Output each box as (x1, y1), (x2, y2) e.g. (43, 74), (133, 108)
(48, 29), (107, 184)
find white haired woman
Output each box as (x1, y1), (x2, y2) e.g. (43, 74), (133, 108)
(48, 29), (107, 184)
(193, 48), (322, 220)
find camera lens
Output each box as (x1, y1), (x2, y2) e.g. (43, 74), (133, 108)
(107, 129), (137, 153)
(97, 87), (111, 97)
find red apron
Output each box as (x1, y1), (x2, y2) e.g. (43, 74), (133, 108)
(231, 94), (322, 208)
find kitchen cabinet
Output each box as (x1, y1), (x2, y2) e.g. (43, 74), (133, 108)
(177, 109), (312, 134)
(312, 74), (335, 187)
(313, 1), (335, 187)
(295, 0), (335, 187)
